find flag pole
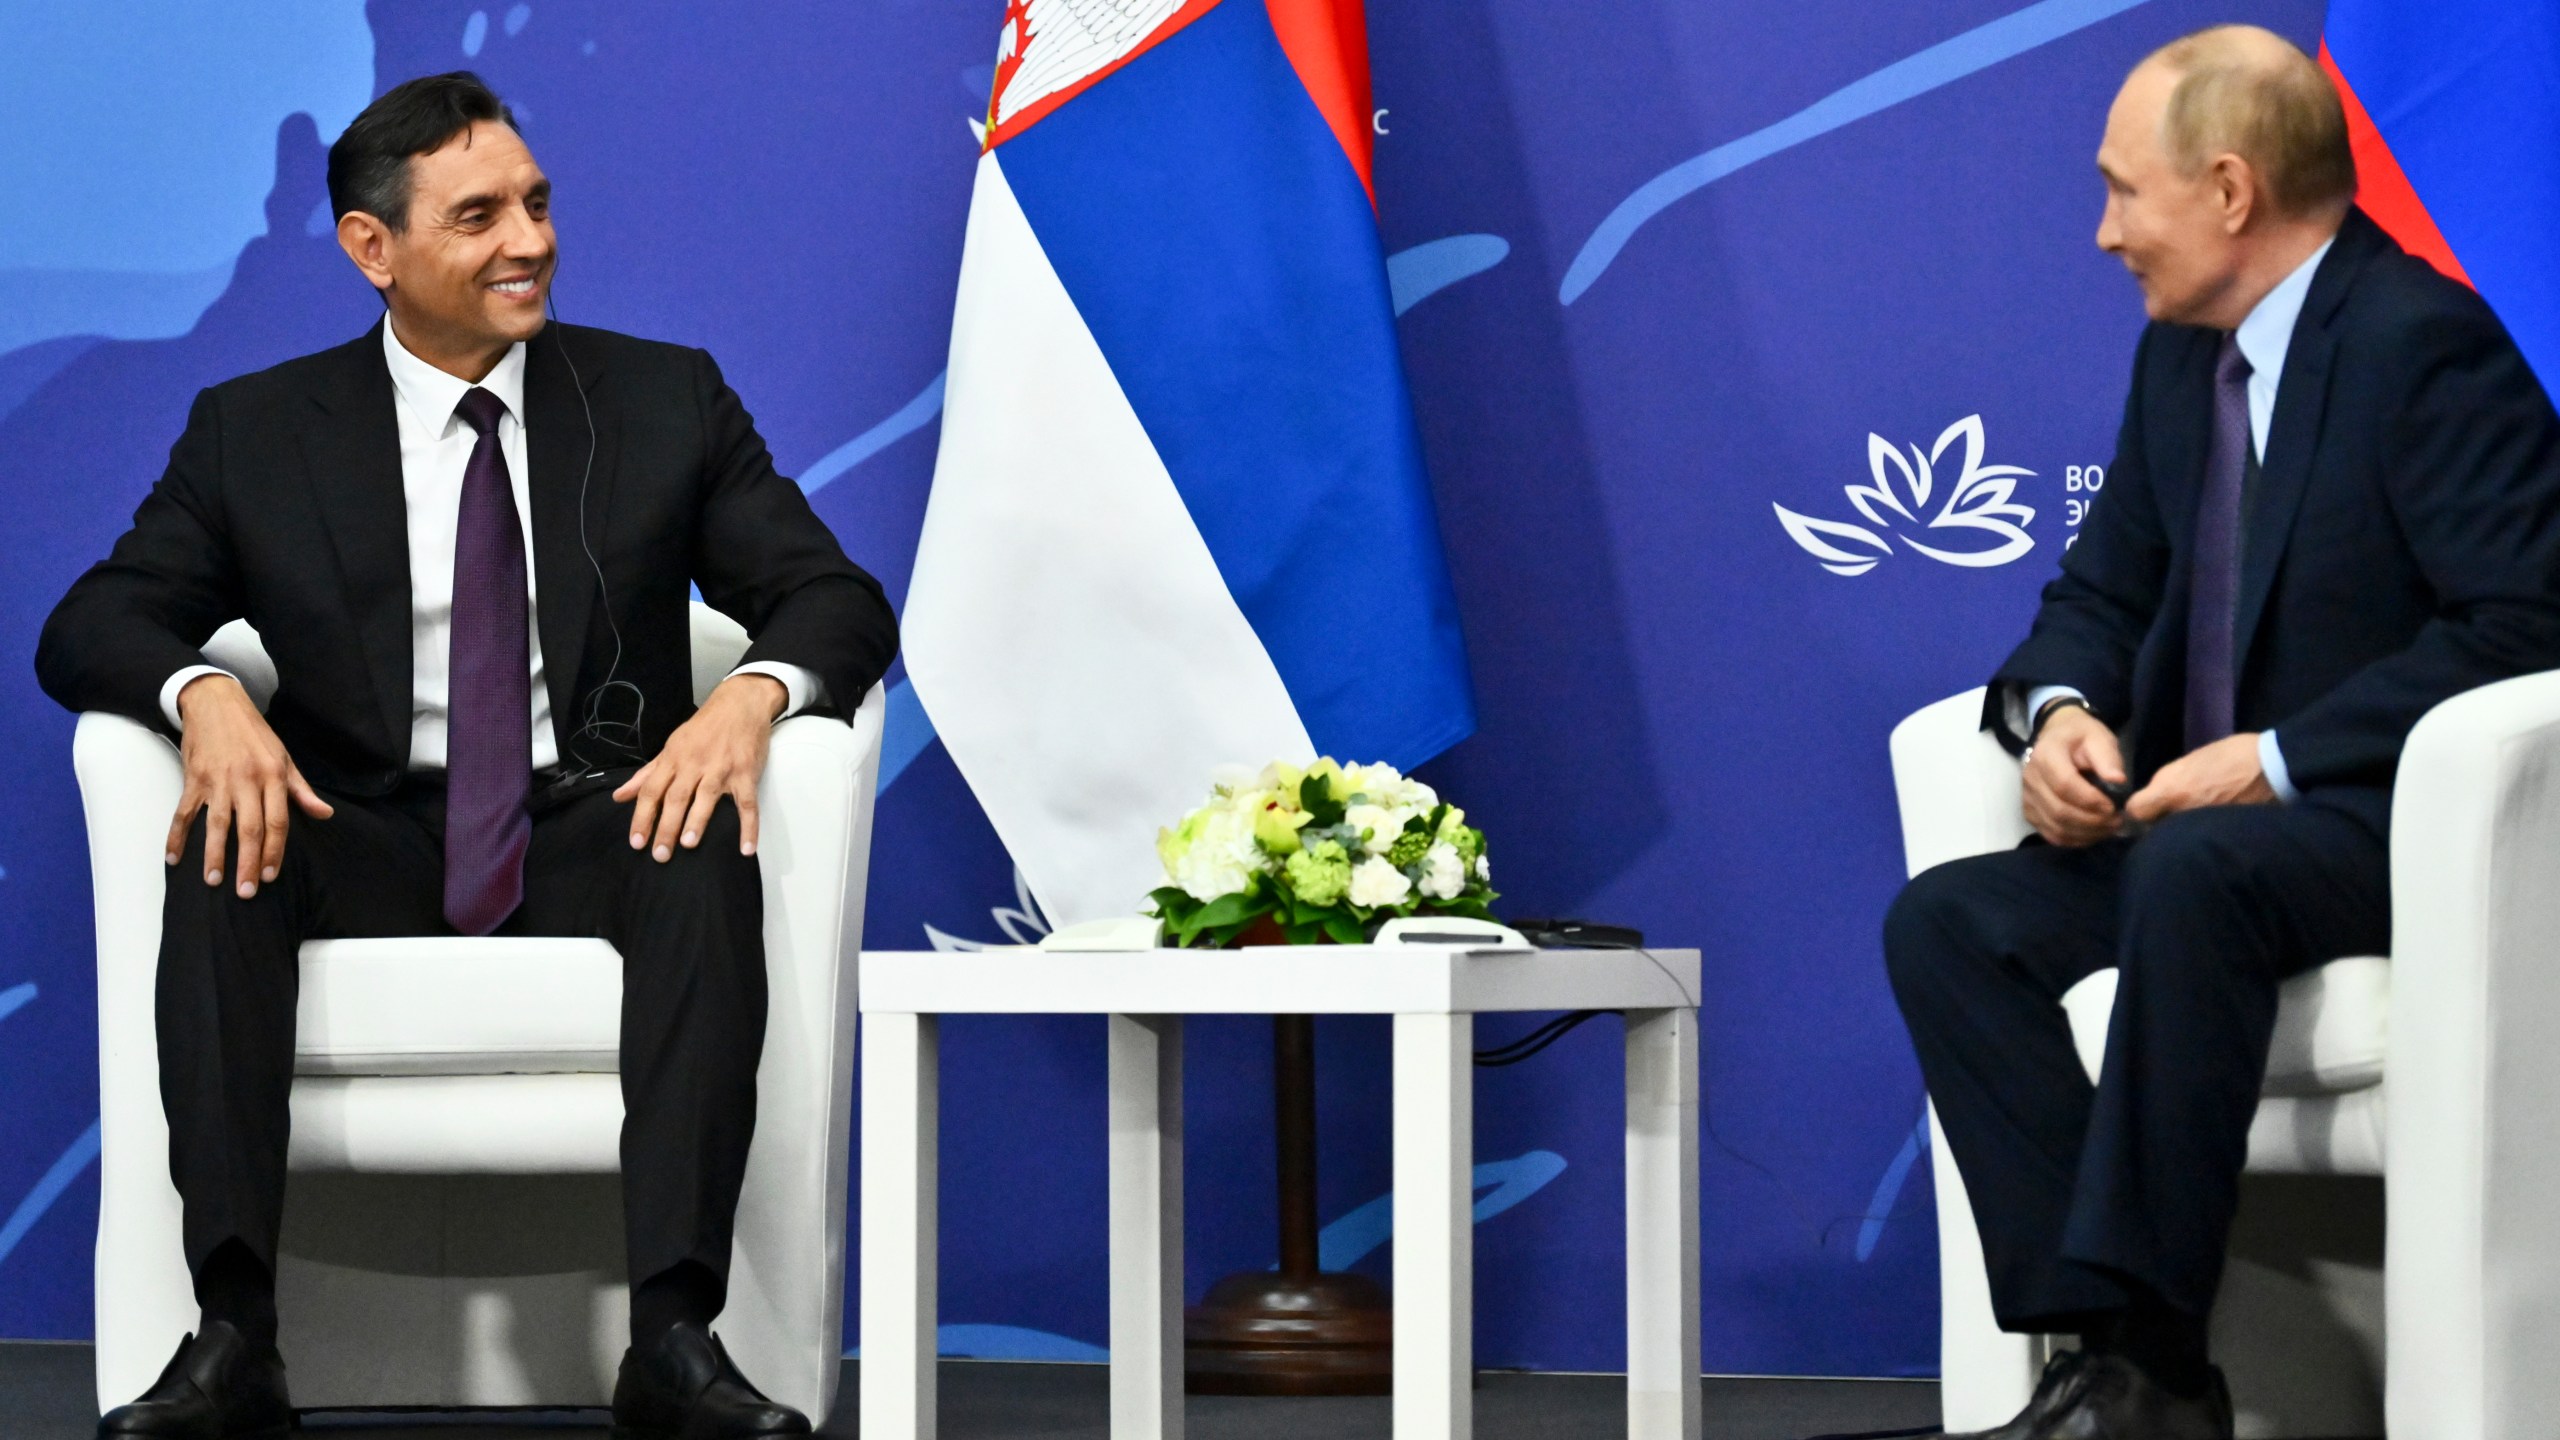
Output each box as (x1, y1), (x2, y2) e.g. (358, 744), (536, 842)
(1185, 1006), (1393, 1394)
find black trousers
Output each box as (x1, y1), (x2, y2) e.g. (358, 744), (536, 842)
(1883, 802), (2389, 1330)
(159, 772), (767, 1298)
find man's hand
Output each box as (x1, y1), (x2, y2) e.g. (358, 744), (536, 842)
(614, 673), (787, 861)
(168, 673), (334, 898)
(2023, 705), (2129, 848)
(2125, 731), (2275, 823)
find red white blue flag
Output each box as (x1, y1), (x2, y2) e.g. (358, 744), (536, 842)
(2322, 2), (2560, 381)
(904, 0), (1475, 924)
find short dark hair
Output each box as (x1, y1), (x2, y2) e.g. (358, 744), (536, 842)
(326, 71), (518, 232)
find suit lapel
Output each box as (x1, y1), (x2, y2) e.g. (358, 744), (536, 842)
(524, 324), (615, 758)
(300, 321), (415, 762)
(2231, 211), (2387, 686)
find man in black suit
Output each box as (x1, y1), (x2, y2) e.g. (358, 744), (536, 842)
(38, 73), (896, 1440)
(1885, 27), (2560, 1440)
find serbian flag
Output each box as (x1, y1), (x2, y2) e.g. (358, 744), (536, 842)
(2322, 2), (2560, 383)
(903, 0), (1475, 925)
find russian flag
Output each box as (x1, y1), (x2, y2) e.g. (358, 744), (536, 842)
(903, 0), (1475, 925)
(2321, 2), (2560, 382)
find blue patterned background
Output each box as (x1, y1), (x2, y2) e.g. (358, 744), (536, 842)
(0, 0), (2320, 1375)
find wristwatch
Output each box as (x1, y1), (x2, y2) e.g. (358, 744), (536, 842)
(2029, 693), (2094, 742)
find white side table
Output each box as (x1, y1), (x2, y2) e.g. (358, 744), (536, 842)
(856, 943), (1703, 1440)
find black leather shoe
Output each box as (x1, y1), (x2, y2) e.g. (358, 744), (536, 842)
(2037, 1353), (2232, 1439)
(612, 1322), (812, 1440)
(1926, 1348), (2090, 1439)
(97, 1323), (290, 1439)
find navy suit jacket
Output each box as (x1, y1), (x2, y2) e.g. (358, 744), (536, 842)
(1988, 209), (2560, 836)
(37, 320), (899, 798)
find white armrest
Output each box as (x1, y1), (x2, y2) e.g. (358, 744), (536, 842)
(1892, 688), (2041, 1427)
(1889, 687), (2030, 876)
(75, 712), (197, 1402)
(725, 683), (883, 1421)
(2381, 668), (2560, 1438)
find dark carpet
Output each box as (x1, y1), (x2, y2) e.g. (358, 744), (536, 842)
(1, 1341), (1939, 1439)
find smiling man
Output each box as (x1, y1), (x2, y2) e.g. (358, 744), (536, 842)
(39, 73), (896, 1439)
(1883, 26), (2560, 1440)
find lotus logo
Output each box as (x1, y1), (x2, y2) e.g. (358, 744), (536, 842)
(1773, 415), (2036, 576)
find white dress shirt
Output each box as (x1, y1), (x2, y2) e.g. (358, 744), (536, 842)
(2023, 237), (2336, 800)
(161, 320), (819, 769)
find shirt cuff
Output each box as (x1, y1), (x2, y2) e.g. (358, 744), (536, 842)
(2018, 684), (2088, 741)
(729, 661), (824, 720)
(160, 664), (235, 732)
(2258, 729), (2299, 802)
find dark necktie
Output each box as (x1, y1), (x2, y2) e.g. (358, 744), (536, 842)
(2185, 335), (2252, 752)
(444, 386), (531, 935)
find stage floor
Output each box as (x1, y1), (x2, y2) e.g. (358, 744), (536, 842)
(2, 1342), (1940, 1438)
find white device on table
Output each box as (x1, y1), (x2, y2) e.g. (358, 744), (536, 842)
(1374, 915), (1531, 951)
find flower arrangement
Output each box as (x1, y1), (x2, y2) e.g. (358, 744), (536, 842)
(1148, 758), (1496, 947)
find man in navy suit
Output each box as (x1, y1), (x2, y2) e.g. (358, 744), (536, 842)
(1886, 27), (2560, 1439)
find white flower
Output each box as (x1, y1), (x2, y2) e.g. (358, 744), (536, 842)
(1473, 854), (1491, 884)
(1348, 855), (1413, 908)
(1345, 803), (1401, 853)
(1343, 761), (1393, 797)
(1418, 844), (1465, 901)
(1168, 805), (1261, 902)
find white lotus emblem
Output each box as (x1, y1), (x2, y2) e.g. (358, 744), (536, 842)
(1773, 415), (2036, 576)
(925, 866), (1054, 952)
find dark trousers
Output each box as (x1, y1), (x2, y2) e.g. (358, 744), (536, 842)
(1882, 802), (2389, 1329)
(159, 773), (768, 1298)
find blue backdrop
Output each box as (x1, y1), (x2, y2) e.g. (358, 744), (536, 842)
(0, 0), (2321, 1377)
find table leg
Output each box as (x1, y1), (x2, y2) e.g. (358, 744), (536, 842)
(1624, 1007), (1701, 1440)
(861, 1012), (939, 1440)
(1109, 1014), (1184, 1440)
(1393, 1012), (1474, 1439)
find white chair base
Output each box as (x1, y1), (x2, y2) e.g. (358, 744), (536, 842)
(83, 605), (883, 1421)
(1896, 677), (2560, 1439)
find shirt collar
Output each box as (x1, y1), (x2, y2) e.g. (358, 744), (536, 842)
(381, 317), (527, 433)
(2232, 235), (2334, 386)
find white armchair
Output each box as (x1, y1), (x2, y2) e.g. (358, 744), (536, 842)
(1889, 679), (2560, 1439)
(78, 603), (882, 1421)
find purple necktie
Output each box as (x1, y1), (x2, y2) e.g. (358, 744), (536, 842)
(2186, 336), (2252, 752)
(444, 386), (531, 935)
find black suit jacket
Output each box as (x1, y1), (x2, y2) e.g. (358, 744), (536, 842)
(37, 320), (899, 798)
(1989, 209), (2560, 835)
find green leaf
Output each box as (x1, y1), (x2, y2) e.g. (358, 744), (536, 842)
(1319, 911), (1364, 945)
(1190, 889), (1268, 933)
(1300, 772), (1346, 828)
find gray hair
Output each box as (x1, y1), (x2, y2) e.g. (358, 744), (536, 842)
(2145, 26), (2355, 218)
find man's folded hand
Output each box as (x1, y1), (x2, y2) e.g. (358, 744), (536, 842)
(2126, 731), (2275, 823)
(2022, 705), (2129, 848)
